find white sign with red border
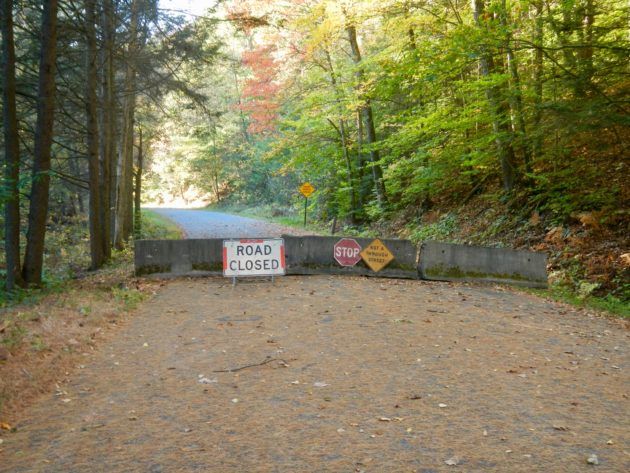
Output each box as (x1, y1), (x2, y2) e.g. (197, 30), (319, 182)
(223, 239), (285, 277)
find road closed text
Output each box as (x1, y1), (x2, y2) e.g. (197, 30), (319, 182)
(223, 239), (285, 277)
(229, 258), (280, 271)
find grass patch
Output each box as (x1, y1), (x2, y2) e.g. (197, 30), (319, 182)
(525, 284), (630, 319)
(139, 209), (183, 240)
(111, 286), (147, 311)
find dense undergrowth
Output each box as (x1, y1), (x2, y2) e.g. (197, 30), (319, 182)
(0, 209), (181, 307)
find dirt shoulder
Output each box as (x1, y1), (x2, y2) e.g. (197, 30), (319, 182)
(1, 275), (628, 472)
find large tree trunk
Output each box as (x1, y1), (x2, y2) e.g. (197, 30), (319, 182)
(85, 0), (104, 270)
(532, 1), (544, 162)
(114, 0), (138, 248)
(1, 0), (25, 290)
(472, 0), (517, 192)
(346, 23), (387, 206)
(133, 128), (143, 239)
(23, 0), (59, 286)
(100, 0), (116, 260)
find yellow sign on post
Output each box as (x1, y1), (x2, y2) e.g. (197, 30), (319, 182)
(360, 239), (395, 272)
(299, 182), (315, 198)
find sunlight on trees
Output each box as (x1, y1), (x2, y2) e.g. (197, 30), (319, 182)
(1, 0), (628, 292)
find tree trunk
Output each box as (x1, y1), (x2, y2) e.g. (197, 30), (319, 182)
(232, 67), (252, 144)
(356, 110), (366, 209)
(100, 0), (116, 260)
(327, 118), (357, 224)
(114, 0), (138, 248)
(532, 1), (544, 162)
(23, 0), (59, 286)
(472, 0), (517, 192)
(85, 0), (104, 270)
(501, 0), (532, 174)
(1, 0), (25, 289)
(578, 0), (595, 94)
(323, 49), (358, 223)
(346, 23), (387, 205)
(134, 128), (143, 239)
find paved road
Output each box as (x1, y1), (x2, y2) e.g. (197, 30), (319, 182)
(3, 277), (629, 472)
(148, 208), (314, 239)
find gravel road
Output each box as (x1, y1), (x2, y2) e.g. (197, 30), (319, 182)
(2, 209), (629, 472)
(2, 277), (628, 472)
(148, 208), (314, 239)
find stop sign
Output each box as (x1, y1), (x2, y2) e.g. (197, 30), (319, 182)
(333, 238), (362, 267)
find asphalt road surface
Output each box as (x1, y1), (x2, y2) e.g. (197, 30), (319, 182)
(148, 208), (313, 239)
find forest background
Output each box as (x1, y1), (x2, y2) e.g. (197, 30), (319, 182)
(0, 0), (628, 311)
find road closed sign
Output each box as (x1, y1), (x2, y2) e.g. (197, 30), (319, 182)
(223, 239), (285, 277)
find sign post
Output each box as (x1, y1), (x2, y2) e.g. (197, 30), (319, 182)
(298, 182), (315, 227)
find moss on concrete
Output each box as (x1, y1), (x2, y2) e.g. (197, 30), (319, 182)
(424, 264), (546, 283)
(135, 264), (171, 276)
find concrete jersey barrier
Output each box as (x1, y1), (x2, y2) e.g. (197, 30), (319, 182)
(135, 239), (224, 276)
(135, 238), (547, 287)
(418, 241), (548, 288)
(282, 235), (418, 279)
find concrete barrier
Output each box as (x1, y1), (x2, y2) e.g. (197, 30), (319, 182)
(135, 236), (418, 279)
(135, 238), (546, 287)
(418, 241), (547, 287)
(135, 239), (224, 276)
(283, 235), (418, 279)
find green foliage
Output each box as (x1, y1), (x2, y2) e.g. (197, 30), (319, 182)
(139, 210), (183, 240)
(111, 286), (146, 311)
(0, 323), (27, 349)
(408, 214), (461, 244)
(528, 284), (630, 319)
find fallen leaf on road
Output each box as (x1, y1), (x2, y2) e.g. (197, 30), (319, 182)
(439, 403), (448, 408)
(0, 422), (12, 431)
(587, 454), (599, 465)
(198, 377), (217, 384)
(445, 456), (459, 466)
(553, 425), (570, 431)
(313, 382), (329, 387)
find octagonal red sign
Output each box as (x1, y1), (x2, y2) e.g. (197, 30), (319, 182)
(334, 238), (362, 267)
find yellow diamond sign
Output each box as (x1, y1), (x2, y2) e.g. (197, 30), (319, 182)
(360, 239), (394, 273)
(299, 182), (315, 198)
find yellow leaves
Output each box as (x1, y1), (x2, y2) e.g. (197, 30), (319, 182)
(0, 422), (12, 431)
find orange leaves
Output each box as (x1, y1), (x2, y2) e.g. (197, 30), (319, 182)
(240, 46), (281, 134)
